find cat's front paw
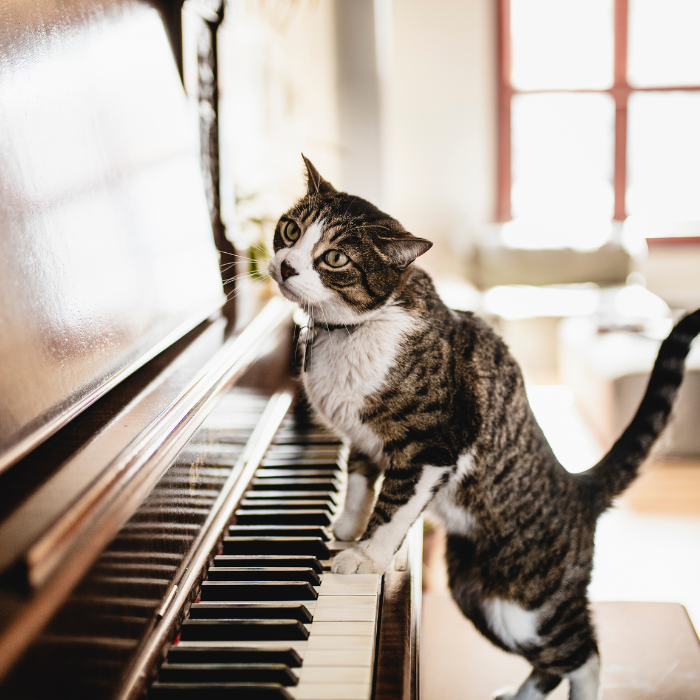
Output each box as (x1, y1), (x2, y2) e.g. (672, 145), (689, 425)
(331, 547), (382, 574)
(332, 510), (365, 541)
(492, 687), (517, 700)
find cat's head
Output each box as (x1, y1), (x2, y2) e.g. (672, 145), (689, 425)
(268, 156), (432, 325)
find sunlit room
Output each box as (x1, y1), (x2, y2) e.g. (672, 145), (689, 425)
(0, 0), (699, 699)
(219, 1), (700, 695)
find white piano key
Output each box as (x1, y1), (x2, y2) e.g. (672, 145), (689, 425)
(306, 621), (375, 636)
(313, 595), (376, 609)
(174, 640), (307, 654)
(312, 606), (376, 621)
(235, 599), (318, 611)
(290, 683), (372, 700)
(302, 650), (373, 667)
(180, 595), (376, 611)
(317, 575), (380, 596)
(297, 666), (372, 684)
(319, 574), (380, 590)
(306, 635), (374, 651)
(318, 584), (379, 596)
(326, 541), (354, 552)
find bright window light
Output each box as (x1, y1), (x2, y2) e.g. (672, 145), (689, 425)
(512, 93), (615, 222)
(627, 91), (700, 224)
(628, 0), (700, 87)
(511, 0), (614, 90)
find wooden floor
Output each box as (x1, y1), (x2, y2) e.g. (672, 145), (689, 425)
(623, 458), (700, 516)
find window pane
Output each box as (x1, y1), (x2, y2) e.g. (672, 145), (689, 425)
(627, 92), (700, 223)
(511, 0), (613, 90)
(512, 93), (615, 221)
(628, 0), (700, 87)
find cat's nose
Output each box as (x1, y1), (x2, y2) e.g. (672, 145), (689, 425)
(281, 260), (298, 281)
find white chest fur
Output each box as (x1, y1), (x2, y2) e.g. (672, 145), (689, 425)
(302, 305), (415, 463)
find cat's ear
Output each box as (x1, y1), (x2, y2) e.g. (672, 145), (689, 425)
(376, 234), (433, 270)
(302, 154), (336, 195)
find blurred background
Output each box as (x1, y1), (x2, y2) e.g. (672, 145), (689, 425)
(214, 0), (700, 694)
(2, 0), (698, 696)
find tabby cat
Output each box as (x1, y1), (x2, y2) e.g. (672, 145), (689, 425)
(267, 156), (700, 700)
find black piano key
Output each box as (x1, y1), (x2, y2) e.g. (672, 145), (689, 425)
(239, 493), (336, 512)
(244, 489), (339, 502)
(158, 663), (298, 686)
(264, 448), (341, 460)
(149, 682), (293, 699)
(212, 555), (323, 574)
(228, 525), (330, 541)
(234, 509), (332, 526)
(239, 499), (335, 512)
(189, 603), (313, 623)
(255, 469), (339, 479)
(270, 430), (340, 444)
(261, 458), (342, 469)
(200, 580), (318, 601)
(222, 537), (330, 558)
(179, 619), (309, 641)
(166, 646), (302, 667)
(251, 477), (340, 491)
(206, 567), (321, 586)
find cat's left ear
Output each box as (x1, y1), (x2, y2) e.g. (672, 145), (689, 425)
(302, 154), (337, 196)
(377, 234), (433, 270)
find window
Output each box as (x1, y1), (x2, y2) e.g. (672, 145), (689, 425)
(497, 0), (700, 244)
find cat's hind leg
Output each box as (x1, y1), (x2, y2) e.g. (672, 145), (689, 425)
(565, 652), (600, 700)
(332, 449), (382, 541)
(493, 668), (562, 700)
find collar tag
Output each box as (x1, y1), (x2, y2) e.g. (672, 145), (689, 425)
(302, 320), (315, 372)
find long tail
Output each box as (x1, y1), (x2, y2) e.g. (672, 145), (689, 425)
(580, 308), (700, 516)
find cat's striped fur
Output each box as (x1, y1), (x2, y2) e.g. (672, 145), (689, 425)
(268, 156), (700, 700)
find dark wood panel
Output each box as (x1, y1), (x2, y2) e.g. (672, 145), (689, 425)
(0, 0), (224, 472)
(375, 521), (422, 700)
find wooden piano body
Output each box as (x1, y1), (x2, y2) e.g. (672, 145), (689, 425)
(0, 2), (420, 698)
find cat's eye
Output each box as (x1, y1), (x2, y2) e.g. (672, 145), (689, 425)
(323, 250), (349, 268)
(283, 220), (301, 243)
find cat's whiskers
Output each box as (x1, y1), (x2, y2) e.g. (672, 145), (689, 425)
(217, 250), (258, 261)
(221, 270), (268, 286)
(325, 298), (352, 337)
(249, 241), (270, 258)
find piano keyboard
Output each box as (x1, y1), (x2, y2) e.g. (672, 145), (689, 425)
(150, 412), (380, 700)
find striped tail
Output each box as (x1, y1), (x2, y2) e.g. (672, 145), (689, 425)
(580, 308), (700, 516)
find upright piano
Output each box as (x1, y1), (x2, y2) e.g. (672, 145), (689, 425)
(0, 2), (421, 698)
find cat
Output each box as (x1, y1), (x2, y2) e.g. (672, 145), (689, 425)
(267, 155), (700, 700)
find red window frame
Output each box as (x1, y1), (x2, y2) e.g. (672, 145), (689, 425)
(496, 0), (700, 244)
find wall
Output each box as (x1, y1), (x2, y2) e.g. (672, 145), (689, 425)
(385, 0), (497, 278)
(219, 0), (341, 251)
